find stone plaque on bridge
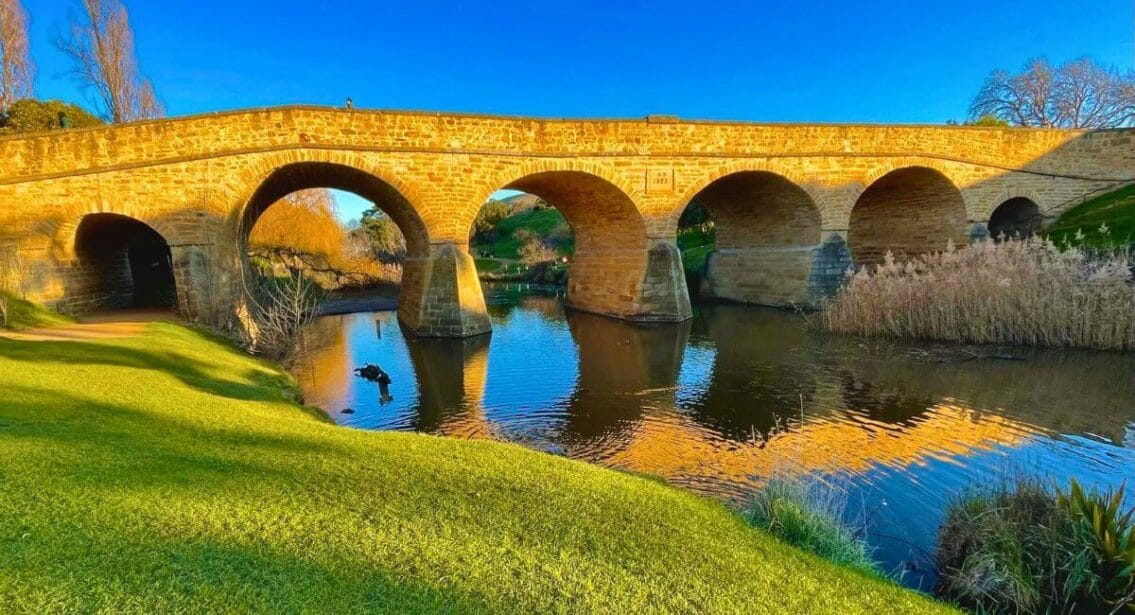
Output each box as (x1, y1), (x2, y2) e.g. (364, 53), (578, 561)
(646, 168), (674, 193)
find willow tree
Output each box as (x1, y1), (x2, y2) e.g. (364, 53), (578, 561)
(57, 0), (162, 122)
(0, 0), (34, 112)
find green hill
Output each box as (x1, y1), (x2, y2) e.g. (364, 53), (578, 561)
(1046, 184), (1135, 250)
(472, 207), (574, 261)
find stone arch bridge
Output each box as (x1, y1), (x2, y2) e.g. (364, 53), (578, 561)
(0, 106), (1131, 337)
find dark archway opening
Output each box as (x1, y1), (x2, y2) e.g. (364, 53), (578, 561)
(849, 167), (968, 266)
(988, 197), (1042, 241)
(679, 171), (822, 306)
(74, 213), (177, 311)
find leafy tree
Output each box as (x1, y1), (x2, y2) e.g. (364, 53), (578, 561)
(966, 115), (1010, 127)
(971, 57), (1135, 128)
(471, 199), (511, 243)
(250, 189), (344, 258)
(678, 202), (711, 230)
(0, 98), (104, 133)
(360, 207), (406, 263)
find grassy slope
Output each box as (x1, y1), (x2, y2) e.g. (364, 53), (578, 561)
(0, 322), (950, 613)
(0, 291), (73, 330)
(1046, 184), (1135, 249)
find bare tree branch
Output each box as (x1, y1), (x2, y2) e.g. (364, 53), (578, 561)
(971, 57), (1135, 128)
(56, 0), (162, 123)
(0, 0), (34, 112)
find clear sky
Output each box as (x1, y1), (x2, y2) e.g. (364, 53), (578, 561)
(18, 0), (1135, 219)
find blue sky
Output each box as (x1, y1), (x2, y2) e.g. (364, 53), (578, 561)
(19, 0), (1135, 220)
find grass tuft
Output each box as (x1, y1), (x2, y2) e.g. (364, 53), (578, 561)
(745, 478), (881, 578)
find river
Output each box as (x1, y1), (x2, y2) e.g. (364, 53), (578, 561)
(293, 283), (1135, 591)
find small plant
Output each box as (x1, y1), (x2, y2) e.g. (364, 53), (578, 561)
(745, 477), (880, 577)
(1057, 480), (1135, 611)
(937, 477), (1135, 613)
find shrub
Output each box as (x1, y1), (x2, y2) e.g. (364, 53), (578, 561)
(249, 272), (323, 360)
(937, 478), (1135, 613)
(824, 237), (1135, 350)
(744, 478), (880, 577)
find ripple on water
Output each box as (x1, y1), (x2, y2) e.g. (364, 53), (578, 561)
(293, 287), (1135, 591)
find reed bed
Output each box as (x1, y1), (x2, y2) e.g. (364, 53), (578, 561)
(824, 238), (1135, 351)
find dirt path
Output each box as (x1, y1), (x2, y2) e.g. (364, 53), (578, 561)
(0, 309), (176, 342)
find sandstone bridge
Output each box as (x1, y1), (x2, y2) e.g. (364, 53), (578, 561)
(0, 106), (1132, 337)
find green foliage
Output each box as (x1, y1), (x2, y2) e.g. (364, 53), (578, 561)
(471, 207), (574, 260)
(937, 477), (1135, 613)
(471, 199), (512, 243)
(359, 207), (406, 262)
(0, 99), (104, 134)
(745, 478), (881, 578)
(965, 115), (1011, 127)
(1058, 480), (1135, 610)
(679, 202), (712, 229)
(0, 320), (950, 613)
(474, 258), (503, 272)
(1047, 185), (1135, 251)
(678, 223), (716, 274)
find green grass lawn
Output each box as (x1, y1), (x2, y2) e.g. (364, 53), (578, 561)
(0, 321), (951, 613)
(473, 258), (503, 273)
(1046, 184), (1135, 250)
(679, 227), (716, 274)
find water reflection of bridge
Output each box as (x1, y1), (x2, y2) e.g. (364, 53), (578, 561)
(297, 304), (1135, 497)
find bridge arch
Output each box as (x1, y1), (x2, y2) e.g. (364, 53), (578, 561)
(237, 160), (429, 257)
(849, 165), (969, 266)
(58, 213), (179, 313)
(988, 196), (1043, 241)
(677, 169), (823, 306)
(234, 160), (489, 337)
(471, 163), (688, 321)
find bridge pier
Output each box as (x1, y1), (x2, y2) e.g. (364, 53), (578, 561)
(565, 239), (692, 323)
(398, 242), (491, 338)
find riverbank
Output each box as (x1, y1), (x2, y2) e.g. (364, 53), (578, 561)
(0, 317), (950, 612)
(316, 284), (399, 316)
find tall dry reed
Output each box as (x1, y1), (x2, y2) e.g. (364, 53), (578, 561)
(823, 237), (1135, 351)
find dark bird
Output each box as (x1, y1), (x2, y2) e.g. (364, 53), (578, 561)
(354, 364), (391, 385)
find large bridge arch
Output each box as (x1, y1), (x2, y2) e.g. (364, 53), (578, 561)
(234, 158), (488, 337)
(677, 168), (825, 306)
(470, 162), (690, 322)
(849, 165), (969, 266)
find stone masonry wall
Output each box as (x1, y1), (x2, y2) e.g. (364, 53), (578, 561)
(0, 107), (1131, 335)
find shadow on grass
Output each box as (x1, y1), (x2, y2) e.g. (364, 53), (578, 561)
(0, 329), (296, 404)
(0, 385), (337, 492)
(0, 516), (487, 613)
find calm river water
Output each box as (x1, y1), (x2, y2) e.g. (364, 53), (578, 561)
(294, 284), (1135, 590)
